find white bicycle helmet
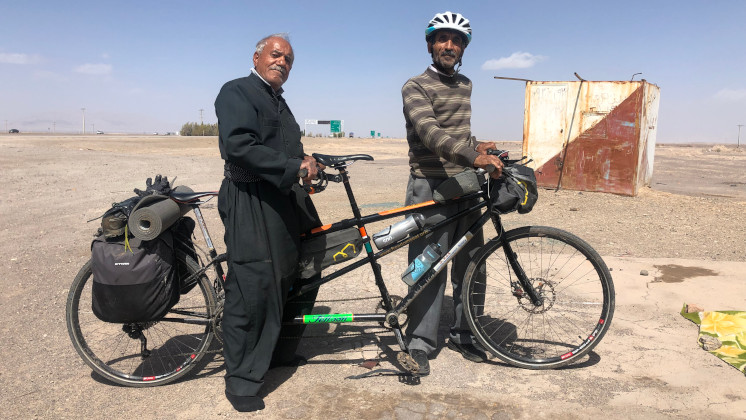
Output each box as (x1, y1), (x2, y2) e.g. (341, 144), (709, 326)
(425, 11), (472, 46)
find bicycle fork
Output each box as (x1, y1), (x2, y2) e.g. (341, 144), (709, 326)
(492, 216), (545, 307)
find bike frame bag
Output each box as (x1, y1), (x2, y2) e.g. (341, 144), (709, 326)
(298, 227), (363, 279)
(432, 169), (481, 203)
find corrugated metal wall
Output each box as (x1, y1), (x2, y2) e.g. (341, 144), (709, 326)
(522, 80), (660, 196)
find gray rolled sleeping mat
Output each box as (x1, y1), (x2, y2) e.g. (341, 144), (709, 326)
(128, 185), (194, 240)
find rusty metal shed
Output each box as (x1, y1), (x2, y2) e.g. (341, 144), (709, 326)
(520, 79), (660, 196)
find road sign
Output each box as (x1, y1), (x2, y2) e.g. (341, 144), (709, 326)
(370, 130), (375, 137)
(330, 120), (341, 133)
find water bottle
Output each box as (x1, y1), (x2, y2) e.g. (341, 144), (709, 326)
(372, 214), (425, 249)
(401, 243), (443, 286)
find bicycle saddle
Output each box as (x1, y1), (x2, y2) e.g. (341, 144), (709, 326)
(312, 153), (374, 169)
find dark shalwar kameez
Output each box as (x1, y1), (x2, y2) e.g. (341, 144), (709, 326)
(215, 72), (318, 397)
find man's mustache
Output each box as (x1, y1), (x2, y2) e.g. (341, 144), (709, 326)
(269, 65), (287, 75)
(440, 50), (457, 58)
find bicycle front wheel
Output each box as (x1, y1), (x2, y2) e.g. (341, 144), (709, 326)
(66, 251), (217, 386)
(463, 226), (614, 369)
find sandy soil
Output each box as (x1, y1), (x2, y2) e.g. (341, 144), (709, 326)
(1, 134), (745, 419)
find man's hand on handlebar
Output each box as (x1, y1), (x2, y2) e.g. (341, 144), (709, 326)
(299, 155), (324, 184)
(475, 141), (497, 155)
(474, 154), (504, 179)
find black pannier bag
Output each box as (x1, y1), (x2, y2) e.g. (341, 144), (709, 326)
(169, 217), (199, 294)
(90, 231), (180, 323)
(491, 164), (539, 214)
(298, 227), (363, 279)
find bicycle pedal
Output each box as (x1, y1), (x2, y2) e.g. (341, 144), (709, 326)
(396, 352), (420, 374)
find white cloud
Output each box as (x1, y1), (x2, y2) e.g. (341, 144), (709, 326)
(481, 51), (547, 70)
(713, 88), (746, 102)
(33, 70), (67, 81)
(0, 52), (41, 64)
(74, 63), (112, 75)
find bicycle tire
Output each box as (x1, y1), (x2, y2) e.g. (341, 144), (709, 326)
(66, 250), (217, 387)
(463, 226), (614, 369)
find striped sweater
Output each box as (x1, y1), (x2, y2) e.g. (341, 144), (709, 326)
(402, 66), (480, 178)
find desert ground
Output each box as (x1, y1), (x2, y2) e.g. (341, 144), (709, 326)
(1, 134), (745, 419)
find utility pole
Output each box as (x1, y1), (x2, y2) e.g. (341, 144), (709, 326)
(53, 121), (56, 133)
(81, 108), (86, 134)
(738, 124), (744, 149)
(199, 109), (204, 136)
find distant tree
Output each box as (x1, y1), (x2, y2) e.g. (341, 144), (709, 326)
(180, 122), (218, 136)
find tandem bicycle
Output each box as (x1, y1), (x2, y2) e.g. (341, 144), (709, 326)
(66, 150), (615, 386)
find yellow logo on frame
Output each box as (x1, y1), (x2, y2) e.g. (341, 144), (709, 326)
(333, 243), (357, 261)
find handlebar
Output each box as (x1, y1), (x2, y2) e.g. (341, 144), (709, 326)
(487, 149), (530, 166)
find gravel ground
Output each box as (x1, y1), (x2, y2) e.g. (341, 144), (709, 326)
(1, 134), (745, 419)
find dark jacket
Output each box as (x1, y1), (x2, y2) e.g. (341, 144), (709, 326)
(215, 72), (304, 193)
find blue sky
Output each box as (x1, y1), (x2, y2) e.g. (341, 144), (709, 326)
(1, 1), (745, 143)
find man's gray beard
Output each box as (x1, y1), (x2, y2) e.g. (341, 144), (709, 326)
(432, 53), (458, 73)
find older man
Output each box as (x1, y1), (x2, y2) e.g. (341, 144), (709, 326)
(215, 33), (320, 412)
(401, 12), (505, 376)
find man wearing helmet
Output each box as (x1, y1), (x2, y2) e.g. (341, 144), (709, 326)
(401, 11), (504, 375)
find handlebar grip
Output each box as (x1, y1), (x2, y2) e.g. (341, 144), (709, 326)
(298, 168), (308, 178)
(485, 164), (496, 173)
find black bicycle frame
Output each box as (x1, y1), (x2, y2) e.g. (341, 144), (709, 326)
(289, 167), (500, 328)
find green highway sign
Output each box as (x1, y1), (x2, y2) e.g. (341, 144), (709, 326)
(330, 120), (341, 133)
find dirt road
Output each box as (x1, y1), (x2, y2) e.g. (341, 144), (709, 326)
(1, 135), (745, 419)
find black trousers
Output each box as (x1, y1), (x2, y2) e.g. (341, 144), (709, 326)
(218, 179), (319, 397)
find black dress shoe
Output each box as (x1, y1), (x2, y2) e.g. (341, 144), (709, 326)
(409, 349), (430, 376)
(225, 391), (265, 412)
(446, 339), (488, 363)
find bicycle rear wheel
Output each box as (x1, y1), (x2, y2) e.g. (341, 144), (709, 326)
(66, 251), (217, 386)
(463, 226), (614, 369)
